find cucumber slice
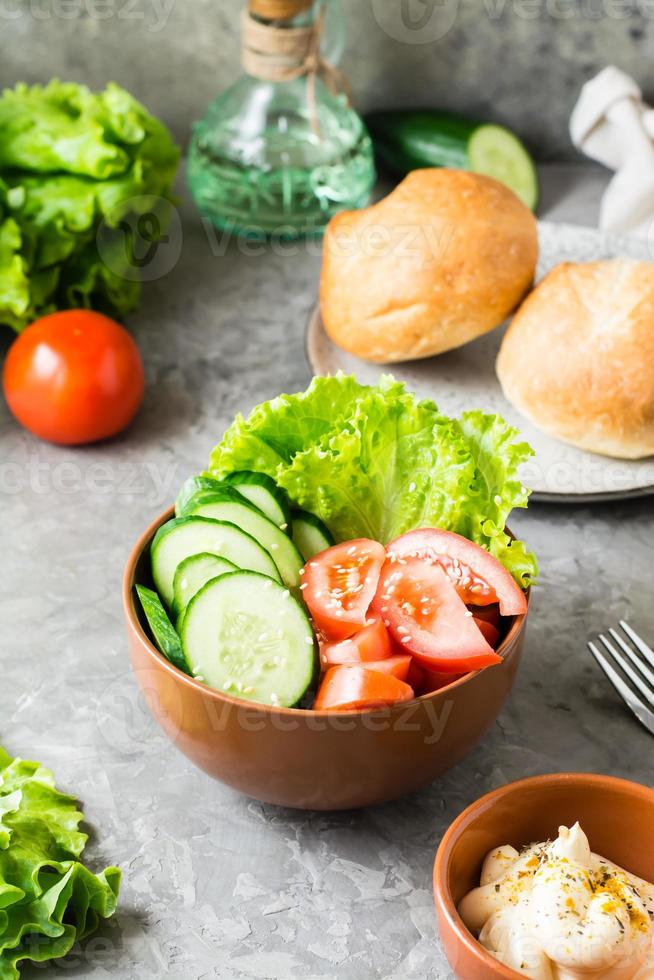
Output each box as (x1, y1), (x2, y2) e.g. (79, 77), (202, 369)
(185, 488), (304, 589)
(172, 552), (237, 621)
(291, 509), (335, 562)
(151, 516), (281, 609)
(176, 472), (291, 530)
(181, 571), (319, 707)
(135, 584), (190, 675)
(222, 471), (291, 530)
(175, 476), (223, 517)
(468, 124), (539, 211)
(366, 109), (539, 211)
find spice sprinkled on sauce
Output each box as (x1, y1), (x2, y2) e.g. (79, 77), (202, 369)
(458, 823), (654, 979)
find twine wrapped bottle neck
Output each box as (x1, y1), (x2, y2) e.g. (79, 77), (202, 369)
(241, 0), (351, 128)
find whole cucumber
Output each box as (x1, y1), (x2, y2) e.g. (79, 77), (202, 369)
(366, 109), (539, 211)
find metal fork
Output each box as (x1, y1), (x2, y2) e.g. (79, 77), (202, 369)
(588, 621), (654, 736)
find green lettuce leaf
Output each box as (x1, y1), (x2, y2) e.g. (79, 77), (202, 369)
(209, 374), (367, 477)
(0, 80), (180, 332)
(0, 215), (30, 327)
(0, 747), (120, 980)
(208, 375), (538, 585)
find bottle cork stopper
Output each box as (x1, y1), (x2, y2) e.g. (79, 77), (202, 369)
(249, 0), (312, 20)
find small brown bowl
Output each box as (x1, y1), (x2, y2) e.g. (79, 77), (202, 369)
(433, 773), (654, 979)
(123, 507), (530, 810)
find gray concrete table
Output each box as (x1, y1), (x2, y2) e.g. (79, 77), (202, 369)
(3, 164), (653, 980)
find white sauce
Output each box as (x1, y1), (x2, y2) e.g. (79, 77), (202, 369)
(459, 823), (654, 979)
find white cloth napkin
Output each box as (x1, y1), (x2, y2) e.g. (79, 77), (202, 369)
(570, 65), (654, 239)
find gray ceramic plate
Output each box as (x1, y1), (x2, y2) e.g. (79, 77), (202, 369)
(306, 220), (654, 502)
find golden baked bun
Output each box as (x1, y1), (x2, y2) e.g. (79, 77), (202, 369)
(320, 169), (538, 363)
(497, 259), (654, 459)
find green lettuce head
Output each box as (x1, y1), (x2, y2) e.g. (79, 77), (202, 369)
(0, 80), (180, 332)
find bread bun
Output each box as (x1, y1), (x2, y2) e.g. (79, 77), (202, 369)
(497, 259), (654, 459)
(320, 169), (538, 363)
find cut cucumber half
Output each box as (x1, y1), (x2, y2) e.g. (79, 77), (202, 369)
(468, 124), (539, 211)
(185, 488), (304, 589)
(181, 571), (319, 707)
(151, 516), (281, 609)
(365, 109), (539, 211)
(172, 552), (237, 622)
(291, 509), (335, 562)
(222, 471), (291, 530)
(135, 584), (190, 675)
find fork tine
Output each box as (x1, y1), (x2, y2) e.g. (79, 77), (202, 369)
(620, 621), (654, 671)
(598, 635), (654, 710)
(609, 628), (654, 689)
(588, 641), (654, 737)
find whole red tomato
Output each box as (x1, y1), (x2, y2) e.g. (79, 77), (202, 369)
(3, 310), (145, 445)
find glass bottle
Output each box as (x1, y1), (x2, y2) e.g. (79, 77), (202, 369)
(187, 0), (375, 238)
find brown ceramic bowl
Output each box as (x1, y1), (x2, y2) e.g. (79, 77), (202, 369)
(433, 773), (654, 980)
(123, 507), (530, 810)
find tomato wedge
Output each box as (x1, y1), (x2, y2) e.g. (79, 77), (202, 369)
(314, 665), (414, 711)
(372, 558), (502, 672)
(419, 668), (465, 694)
(468, 603), (501, 627)
(302, 539), (386, 640)
(407, 659), (465, 695)
(407, 658), (426, 692)
(474, 617), (500, 648)
(362, 655), (411, 681)
(320, 616), (391, 667)
(387, 529), (527, 616)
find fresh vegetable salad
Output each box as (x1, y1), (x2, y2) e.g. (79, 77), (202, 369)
(136, 375), (537, 711)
